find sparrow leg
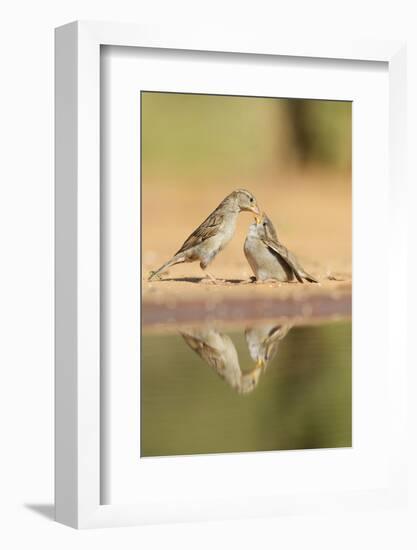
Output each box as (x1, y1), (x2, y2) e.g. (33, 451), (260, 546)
(202, 271), (224, 284)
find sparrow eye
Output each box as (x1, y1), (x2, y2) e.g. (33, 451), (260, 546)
(263, 222), (267, 227)
(250, 197), (253, 202)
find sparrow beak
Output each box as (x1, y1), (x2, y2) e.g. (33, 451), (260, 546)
(255, 358), (265, 369)
(251, 203), (261, 222)
(255, 210), (265, 225)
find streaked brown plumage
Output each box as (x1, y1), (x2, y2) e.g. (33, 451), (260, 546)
(148, 189), (260, 282)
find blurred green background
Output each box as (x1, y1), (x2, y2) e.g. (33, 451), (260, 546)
(141, 321), (352, 457)
(141, 92), (352, 183)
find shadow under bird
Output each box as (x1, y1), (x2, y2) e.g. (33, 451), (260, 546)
(180, 327), (264, 394)
(244, 212), (318, 283)
(148, 189), (261, 282)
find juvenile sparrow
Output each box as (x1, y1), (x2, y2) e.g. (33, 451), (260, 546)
(180, 327), (263, 394)
(244, 213), (318, 283)
(245, 323), (292, 369)
(148, 189), (260, 282)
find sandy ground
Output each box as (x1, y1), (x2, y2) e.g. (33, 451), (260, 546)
(142, 170), (351, 324)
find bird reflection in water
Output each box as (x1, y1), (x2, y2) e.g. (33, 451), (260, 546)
(180, 323), (292, 394)
(245, 323), (292, 369)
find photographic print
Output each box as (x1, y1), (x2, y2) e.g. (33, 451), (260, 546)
(141, 91), (352, 457)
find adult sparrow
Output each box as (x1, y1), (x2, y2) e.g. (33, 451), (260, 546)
(148, 189), (260, 282)
(244, 213), (318, 283)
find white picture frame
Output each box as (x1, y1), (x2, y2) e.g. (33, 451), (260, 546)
(55, 21), (407, 529)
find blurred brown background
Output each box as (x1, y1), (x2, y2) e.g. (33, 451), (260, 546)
(141, 92), (351, 284)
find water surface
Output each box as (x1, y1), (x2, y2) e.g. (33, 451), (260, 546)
(141, 320), (351, 457)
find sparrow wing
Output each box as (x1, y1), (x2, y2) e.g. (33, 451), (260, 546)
(261, 237), (304, 283)
(180, 331), (243, 390)
(265, 324), (291, 344)
(175, 211), (224, 254)
(263, 324), (292, 364)
(262, 238), (319, 283)
(180, 332), (226, 373)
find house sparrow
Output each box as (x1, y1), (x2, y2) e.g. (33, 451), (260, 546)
(244, 213), (318, 283)
(180, 327), (263, 394)
(245, 323), (292, 369)
(148, 189), (260, 282)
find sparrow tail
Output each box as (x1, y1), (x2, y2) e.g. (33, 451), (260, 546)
(301, 271), (319, 283)
(148, 253), (185, 281)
